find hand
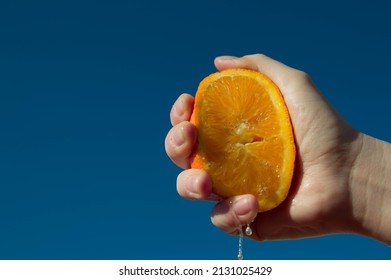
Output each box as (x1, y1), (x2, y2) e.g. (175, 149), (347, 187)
(165, 54), (391, 244)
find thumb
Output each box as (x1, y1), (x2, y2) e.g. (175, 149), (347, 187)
(214, 54), (297, 87)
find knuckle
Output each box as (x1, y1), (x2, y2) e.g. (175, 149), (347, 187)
(253, 53), (267, 60)
(292, 69), (312, 84)
(285, 69), (315, 92)
(244, 53), (267, 62)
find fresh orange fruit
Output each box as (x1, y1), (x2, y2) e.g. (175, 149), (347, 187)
(190, 68), (296, 212)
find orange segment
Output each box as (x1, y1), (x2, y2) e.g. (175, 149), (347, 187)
(190, 69), (296, 212)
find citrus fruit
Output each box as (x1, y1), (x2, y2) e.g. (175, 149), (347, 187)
(190, 68), (296, 212)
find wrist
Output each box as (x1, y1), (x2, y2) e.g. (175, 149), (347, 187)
(348, 132), (391, 245)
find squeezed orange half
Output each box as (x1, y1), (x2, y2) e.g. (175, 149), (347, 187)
(190, 69), (296, 212)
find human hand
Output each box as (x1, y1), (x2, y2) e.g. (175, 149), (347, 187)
(165, 54), (389, 243)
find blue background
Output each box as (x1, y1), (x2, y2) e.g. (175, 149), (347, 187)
(0, 0), (390, 259)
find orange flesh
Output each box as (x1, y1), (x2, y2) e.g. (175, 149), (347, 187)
(190, 69), (295, 212)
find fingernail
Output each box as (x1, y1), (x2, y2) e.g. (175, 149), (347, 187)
(215, 55), (238, 61)
(186, 175), (198, 195)
(172, 99), (185, 118)
(233, 197), (251, 217)
(172, 125), (185, 146)
(177, 98), (186, 115)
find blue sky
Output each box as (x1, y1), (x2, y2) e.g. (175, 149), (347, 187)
(0, 0), (390, 259)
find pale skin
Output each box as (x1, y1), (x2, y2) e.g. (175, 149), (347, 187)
(165, 54), (391, 246)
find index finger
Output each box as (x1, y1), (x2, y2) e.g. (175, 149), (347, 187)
(214, 54), (298, 88)
(170, 93), (194, 126)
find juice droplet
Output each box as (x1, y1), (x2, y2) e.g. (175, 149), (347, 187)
(237, 227), (244, 260)
(245, 224), (252, 236)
